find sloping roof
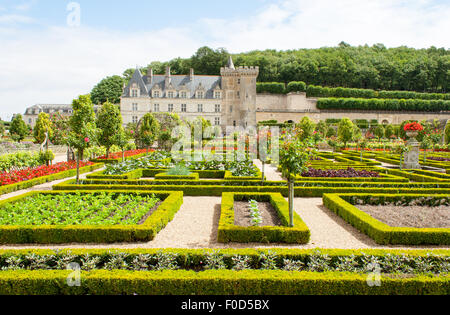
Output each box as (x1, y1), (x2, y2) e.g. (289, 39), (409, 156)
(122, 68), (149, 97)
(123, 70), (222, 99)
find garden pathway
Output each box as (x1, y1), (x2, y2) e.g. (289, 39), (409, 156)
(253, 159), (284, 181)
(1, 196), (448, 251)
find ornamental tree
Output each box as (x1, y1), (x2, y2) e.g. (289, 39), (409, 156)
(337, 118), (354, 149)
(49, 112), (69, 145)
(445, 122), (450, 144)
(113, 127), (131, 162)
(298, 116), (316, 141)
(0, 121), (5, 137)
(10, 114), (29, 143)
(66, 95), (98, 184)
(96, 101), (123, 158)
(384, 124), (395, 139)
(33, 112), (53, 145)
(137, 113), (160, 152)
(279, 127), (316, 227)
(374, 125), (385, 141)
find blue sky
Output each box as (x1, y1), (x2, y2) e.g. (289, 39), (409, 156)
(0, 0), (449, 119)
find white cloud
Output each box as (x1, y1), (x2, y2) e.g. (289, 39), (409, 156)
(0, 14), (34, 24)
(0, 0), (449, 119)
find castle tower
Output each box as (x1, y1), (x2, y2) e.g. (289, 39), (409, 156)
(220, 57), (259, 130)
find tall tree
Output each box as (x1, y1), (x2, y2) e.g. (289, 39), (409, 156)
(67, 95), (98, 184)
(91, 75), (125, 105)
(136, 113), (160, 152)
(338, 118), (355, 148)
(10, 114), (29, 143)
(33, 112), (53, 145)
(96, 101), (123, 158)
(49, 112), (69, 145)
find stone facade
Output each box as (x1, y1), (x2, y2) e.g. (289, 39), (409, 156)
(121, 57), (259, 130)
(23, 104), (100, 128)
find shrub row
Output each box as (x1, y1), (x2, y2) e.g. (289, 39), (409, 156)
(317, 98), (450, 112)
(256, 81), (450, 100)
(0, 269), (447, 295)
(217, 193), (310, 244)
(0, 191), (183, 244)
(323, 193), (450, 245)
(0, 163), (103, 196)
(54, 179), (450, 197)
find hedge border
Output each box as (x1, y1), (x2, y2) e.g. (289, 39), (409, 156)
(53, 179), (450, 197)
(323, 193), (450, 245)
(217, 192), (310, 244)
(0, 163), (104, 196)
(0, 269), (447, 295)
(0, 190), (183, 244)
(154, 173), (200, 180)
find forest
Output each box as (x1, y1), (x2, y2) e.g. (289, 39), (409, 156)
(123, 44), (449, 93)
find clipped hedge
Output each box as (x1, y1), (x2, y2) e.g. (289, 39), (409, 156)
(0, 269), (447, 295)
(256, 82), (286, 94)
(0, 190), (184, 244)
(0, 163), (104, 196)
(54, 179), (450, 197)
(286, 81), (307, 93)
(317, 98), (450, 112)
(323, 193), (450, 245)
(217, 193), (310, 244)
(154, 173), (200, 180)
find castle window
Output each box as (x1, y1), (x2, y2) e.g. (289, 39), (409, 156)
(215, 117), (220, 126)
(214, 91), (221, 99)
(237, 79), (241, 84)
(198, 104), (203, 113)
(237, 91), (240, 98)
(215, 104), (221, 113)
(168, 104), (174, 112)
(29, 118), (32, 124)
(132, 103), (138, 112)
(181, 104), (187, 113)
(230, 106), (233, 113)
(154, 104), (160, 112)
(181, 91), (187, 99)
(197, 91), (204, 99)
(132, 89), (138, 97)
(153, 91), (160, 98)
(132, 116), (139, 124)
(168, 91), (174, 98)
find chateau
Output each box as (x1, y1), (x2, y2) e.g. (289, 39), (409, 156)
(121, 57), (259, 129)
(23, 56), (450, 128)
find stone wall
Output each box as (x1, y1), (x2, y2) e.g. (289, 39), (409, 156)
(256, 92), (450, 124)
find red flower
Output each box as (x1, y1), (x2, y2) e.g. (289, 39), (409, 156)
(85, 137), (90, 143)
(404, 122), (423, 132)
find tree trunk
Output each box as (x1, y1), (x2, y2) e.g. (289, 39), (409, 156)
(288, 176), (294, 227)
(122, 150), (125, 162)
(76, 150), (81, 184)
(106, 147), (110, 160)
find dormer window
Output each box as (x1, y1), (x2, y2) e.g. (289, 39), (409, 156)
(197, 91), (204, 99)
(180, 91), (187, 99)
(153, 91), (160, 98)
(214, 91), (221, 99)
(167, 91), (175, 98)
(131, 89), (138, 97)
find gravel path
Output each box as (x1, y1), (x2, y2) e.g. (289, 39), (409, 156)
(253, 159), (284, 181)
(0, 196), (448, 251)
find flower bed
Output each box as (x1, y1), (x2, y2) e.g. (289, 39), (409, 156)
(301, 168), (380, 178)
(0, 161), (94, 186)
(323, 193), (450, 245)
(218, 192), (310, 244)
(97, 149), (150, 160)
(0, 190), (183, 244)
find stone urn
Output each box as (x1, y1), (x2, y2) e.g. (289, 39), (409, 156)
(406, 131), (419, 140)
(403, 130), (421, 169)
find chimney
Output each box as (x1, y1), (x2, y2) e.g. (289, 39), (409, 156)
(189, 68), (195, 81)
(165, 66), (171, 86)
(147, 67), (153, 84)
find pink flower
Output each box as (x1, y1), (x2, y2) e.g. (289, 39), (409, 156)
(130, 130), (134, 134)
(84, 137), (90, 143)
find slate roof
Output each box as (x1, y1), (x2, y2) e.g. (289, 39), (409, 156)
(25, 104), (100, 115)
(123, 68), (222, 99)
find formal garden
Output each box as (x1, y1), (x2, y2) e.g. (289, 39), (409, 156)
(0, 95), (448, 295)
